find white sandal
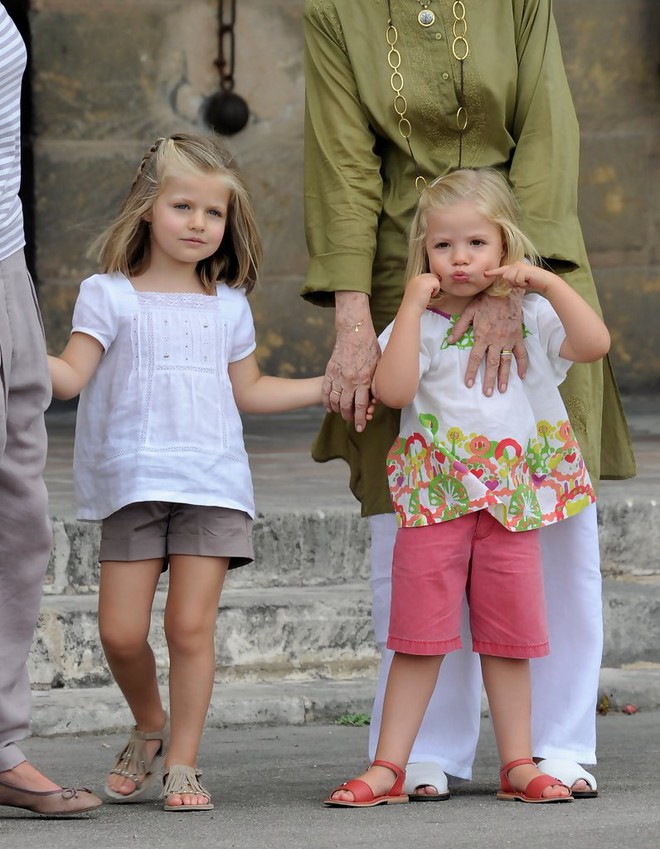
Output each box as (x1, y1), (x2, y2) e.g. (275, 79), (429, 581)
(104, 713), (169, 802)
(404, 762), (450, 801)
(535, 758), (598, 798)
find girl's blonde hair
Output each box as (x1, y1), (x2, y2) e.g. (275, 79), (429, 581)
(93, 133), (262, 293)
(406, 167), (540, 297)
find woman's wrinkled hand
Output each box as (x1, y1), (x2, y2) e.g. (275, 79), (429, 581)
(323, 323), (381, 433)
(447, 289), (526, 395)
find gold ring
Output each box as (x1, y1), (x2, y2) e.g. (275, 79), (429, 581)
(500, 350), (513, 358)
(330, 389), (342, 397)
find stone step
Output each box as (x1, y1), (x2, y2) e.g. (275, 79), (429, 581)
(28, 667), (660, 738)
(46, 498), (660, 597)
(601, 577), (660, 667)
(597, 499), (660, 578)
(29, 577), (660, 690)
(30, 584), (379, 690)
(29, 678), (378, 737)
(45, 511), (370, 595)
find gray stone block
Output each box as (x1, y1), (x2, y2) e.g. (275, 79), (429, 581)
(598, 500), (660, 578)
(45, 511), (371, 595)
(602, 577), (660, 667)
(45, 497), (658, 595)
(29, 678), (378, 738)
(554, 0), (660, 129)
(29, 585), (379, 690)
(32, 7), (175, 140)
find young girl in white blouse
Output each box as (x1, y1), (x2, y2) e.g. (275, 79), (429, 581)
(325, 168), (610, 807)
(49, 133), (323, 812)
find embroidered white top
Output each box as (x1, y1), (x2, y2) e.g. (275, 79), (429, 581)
(379, 294), (596, 531)
(71, 273), (256, 521)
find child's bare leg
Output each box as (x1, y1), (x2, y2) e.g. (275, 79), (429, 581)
(331, 653), (443, 802)
(481, 656), (570, 799)
(99, 559), (167, 796)
(163, 554), (229, 808)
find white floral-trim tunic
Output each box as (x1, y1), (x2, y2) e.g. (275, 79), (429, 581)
(379, 294), (596, 531)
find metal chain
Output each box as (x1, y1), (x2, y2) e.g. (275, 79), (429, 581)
(214, 0), (237, 91)
(385, 0), (470, 191)
(386, 16), (428, 192)
(451, 1), (469, 166)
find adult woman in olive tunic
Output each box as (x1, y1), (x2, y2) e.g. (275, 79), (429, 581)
(301, 0), (635, 797)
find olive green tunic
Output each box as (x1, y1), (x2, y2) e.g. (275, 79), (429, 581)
(301, 0), (635, 516)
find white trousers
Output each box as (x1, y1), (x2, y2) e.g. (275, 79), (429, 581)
(367, 504), (602, 779)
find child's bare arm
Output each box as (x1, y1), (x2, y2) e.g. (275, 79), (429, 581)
(228, 353), (324, 415)
(485, 262), (610, 363)
(48, 332), (104, 400)
(374, 274), (440, 408)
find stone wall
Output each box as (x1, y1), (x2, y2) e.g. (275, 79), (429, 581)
(30, 0), (659, 389)
(553, 0), (660, 389)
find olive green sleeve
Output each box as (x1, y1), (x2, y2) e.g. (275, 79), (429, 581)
(300, 1), (383, 306)
(509, 0), (589, 279)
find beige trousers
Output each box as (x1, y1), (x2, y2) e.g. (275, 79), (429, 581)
(0, 249), (53, 771)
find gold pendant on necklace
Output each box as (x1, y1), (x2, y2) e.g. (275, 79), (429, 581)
(418, 9), (435, 27)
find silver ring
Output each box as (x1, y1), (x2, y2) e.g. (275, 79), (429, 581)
(330, 389), (342, 397)
(500, 350), (513, 359)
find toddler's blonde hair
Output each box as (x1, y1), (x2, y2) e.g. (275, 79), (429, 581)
(406, 167), (540, 298)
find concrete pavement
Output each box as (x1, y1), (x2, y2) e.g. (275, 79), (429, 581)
(1, 714), (659, 849)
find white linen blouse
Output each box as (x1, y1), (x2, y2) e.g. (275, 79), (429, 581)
(71, 273), (256, 521)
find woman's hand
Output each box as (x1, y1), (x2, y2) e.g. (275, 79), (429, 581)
(447, 288), (526, 395)
(323, 291), (381, 432)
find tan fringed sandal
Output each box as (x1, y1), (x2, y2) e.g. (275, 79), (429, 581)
(104, 713), (170, 802)
(161, 765), (214, 812)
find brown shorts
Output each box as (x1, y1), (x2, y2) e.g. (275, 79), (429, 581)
(99, 501), (253, 569)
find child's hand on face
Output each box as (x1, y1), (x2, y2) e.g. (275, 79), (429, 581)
(403, 273), (442, 313)
(366, 384), (380, 418)
(484, 261), (557, 295)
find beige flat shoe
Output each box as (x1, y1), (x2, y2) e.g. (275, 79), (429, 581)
(0, 776), (102, 815)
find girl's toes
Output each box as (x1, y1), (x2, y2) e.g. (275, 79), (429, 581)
(172, 792), (210, 807)
(542, 782), (571, 799)
(108, 774), (136, 796)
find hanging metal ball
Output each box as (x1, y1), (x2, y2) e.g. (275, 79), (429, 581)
(203, 89), (249, 136)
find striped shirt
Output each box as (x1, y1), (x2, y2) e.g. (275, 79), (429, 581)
(0, 4), (26, 261)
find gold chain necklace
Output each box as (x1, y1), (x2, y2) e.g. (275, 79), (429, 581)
(386, 0), (470, 190)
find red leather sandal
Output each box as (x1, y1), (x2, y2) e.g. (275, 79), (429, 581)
(324, 759), (408, 808)
(497, 758), (573, 804)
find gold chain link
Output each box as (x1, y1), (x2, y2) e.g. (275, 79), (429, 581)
(451, 1), (469, 61)
(386, 1), (470, 190)
(451, 1), (469, 136)
(386, 23), (412, 142)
